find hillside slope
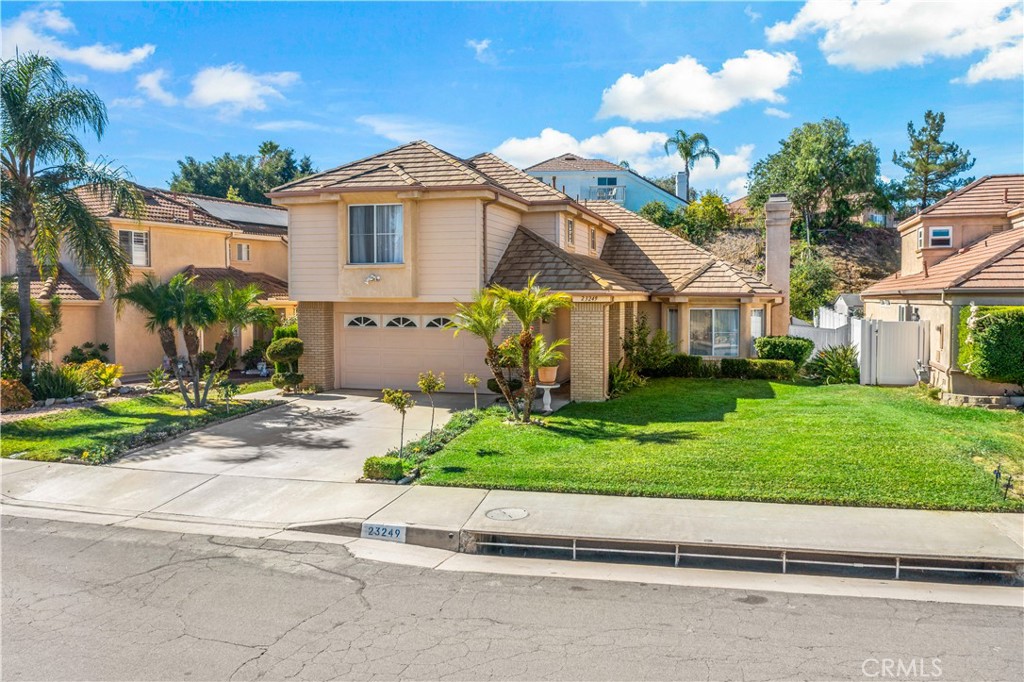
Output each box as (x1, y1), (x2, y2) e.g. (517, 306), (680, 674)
(702, 226), (901, 294)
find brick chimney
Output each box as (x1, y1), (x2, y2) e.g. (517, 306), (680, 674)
(764, 194), (792, 335)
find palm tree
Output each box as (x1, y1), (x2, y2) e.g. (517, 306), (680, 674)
(199, 280), (276, 405)
(116, 274), (192, 405)
(2, 54), (141, 384)
(165, 273), (214, 406)
(450, 290), (519, 420)
(491, 275), (572, 424)
(663, 130), (721, 202)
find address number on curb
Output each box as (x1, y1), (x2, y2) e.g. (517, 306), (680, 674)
(360, 522), (406, 543)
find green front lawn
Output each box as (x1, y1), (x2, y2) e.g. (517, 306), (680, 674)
(2, 394), (272, 463)
(419, 379), (1024, 510)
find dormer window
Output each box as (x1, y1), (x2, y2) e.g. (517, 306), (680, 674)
(929, 227), (952, 248)
(917, 227), (924, 249)
(566, 219), (575, 245)
(590, 227), (597, 250)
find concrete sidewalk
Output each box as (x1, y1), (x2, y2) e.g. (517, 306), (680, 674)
(3, 459), (1022, 569)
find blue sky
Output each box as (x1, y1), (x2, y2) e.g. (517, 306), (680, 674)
(4, 1), (1022, 198)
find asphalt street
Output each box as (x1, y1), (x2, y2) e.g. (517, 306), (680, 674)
(2, 515), (1021, 681)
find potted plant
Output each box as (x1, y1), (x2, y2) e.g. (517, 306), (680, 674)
(532, 335), (567, 384)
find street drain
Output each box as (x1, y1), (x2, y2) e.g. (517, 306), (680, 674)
(485, 508), (529, 521)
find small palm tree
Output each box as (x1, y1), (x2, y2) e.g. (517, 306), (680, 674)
(491, 275), (572, 424)
(199, 280), (276, 405)
(2, 54), (141, 384)
(165, 273), (215, 406)
(663, 130), (721, 202)
(450, 290), (520, 420)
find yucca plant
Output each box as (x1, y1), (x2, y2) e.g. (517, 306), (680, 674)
(805, 344), (860, 385)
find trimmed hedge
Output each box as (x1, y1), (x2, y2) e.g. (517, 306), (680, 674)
(363, 456), (407, 481)
(720, 358), (796, 380)
(754, 336), (815, 369)
(959, 306), (1024, 387)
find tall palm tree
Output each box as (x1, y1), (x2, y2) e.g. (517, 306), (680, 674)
(663, 130), (721, 202)
(450, 290), (519, 420)
(491, 275), (572, 424)
(116, 274), (192, 405)
(2, 54), (141, 384)
(199, 280), (277, 405)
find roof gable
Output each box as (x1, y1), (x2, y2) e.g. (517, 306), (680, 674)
(525, 153), (624, 173)
(900, 175), (1024, 226)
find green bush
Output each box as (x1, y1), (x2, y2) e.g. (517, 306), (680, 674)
(241, 340), (270, 370)
(31, 363), (86, 400)
(609, 361), (646, 397)
(649, 353), (704, 378)
(959, 306), (1024, 387)
(272, 323), (298, 341)
(271, 371), (304, 391)
(805, 345), (860, 385)
(391, 408), (486, 464)
(363, 456), (407, 481)
(63, 342), (109, 364)
(755, 336), (815, 369)
(486, 377), (523, 394)
(622, 313), (673, 375)
(266, 337), (304, 365)
(720, 358), (796, 380)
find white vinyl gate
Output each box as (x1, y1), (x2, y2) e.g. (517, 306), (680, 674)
(852, 318), (929, 386)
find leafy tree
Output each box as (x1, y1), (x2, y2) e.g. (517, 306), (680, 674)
(0, 279), (62, 379)
(747, 118), (880, 243)
(664, 130), (720, 200)
(638, 191), (732, 245)
(789, 246), (837, 322)
(892, 110), (975, 211)
(463, 372), (480, 410)
(169, 140), (316, 204)
(638, 200), (678, 229)
(381, 388), (415, 458)
(417, 370), (445, 441)
(2, 54), (141, 384)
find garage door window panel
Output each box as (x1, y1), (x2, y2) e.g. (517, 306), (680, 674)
(347, 315), (379, 328)
(385, 316), (418, 328)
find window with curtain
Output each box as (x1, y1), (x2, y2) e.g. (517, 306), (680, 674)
(118, 230), (149, 266)
(666, 308), (679, 348)
(689, 308), (739, 357)
(349, 204), (403, 264)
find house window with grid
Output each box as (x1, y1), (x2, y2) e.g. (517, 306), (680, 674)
(118, 230), (150, 266)
(349, 204), (403, 264)
(235, 243), (251, 262)
(596, 177), (617, 186)
(929, 227), (952, 248)
(689, 308), (740, 357)
(566, 219), (575, 245)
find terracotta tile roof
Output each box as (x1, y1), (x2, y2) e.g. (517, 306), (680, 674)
(22, 266), (99, 302)
(490, 227), (645, 294)
(862, 227), (1024, 295)
(903, 175), (1024, 223)
(75, 185), (236, 230)
(586, 201), (779, 297)
(466, 153), (568, 201)
(181, 266), (291, 301)
(525, 154), (624, 173)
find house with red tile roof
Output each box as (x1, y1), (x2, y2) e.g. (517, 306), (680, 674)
(270, 141), (790, 401)
(861, 175), (1024, 396)
(1, 186), (292, 374)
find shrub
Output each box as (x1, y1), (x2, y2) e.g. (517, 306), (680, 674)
(720, 358), (796, 380)
(959, 306), (1024, 387)
(241, 340), (270, 370)
(148, 367), (168, 390)
(487, 377), (522, 394)
(649, 353), (704, 378)
(74, 358), (107, 389)
(267, 337), (304, 392)
(271, 371), (304, 391)
(93, 363), (123, 389)
(1, 379), (33, 412)
(805, 345), (860, 385)
(271, 324), (299, 372)
(755, 336), (815, 369)
(63, 341), (108, 364)
(388, 407), (485, 464)
(609, 361), (646, 397)
(622, 313), (673, 375)
(31, 363), (86, 400)
(363, 456), (407, 481)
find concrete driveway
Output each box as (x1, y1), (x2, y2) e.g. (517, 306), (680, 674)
(111, 389), (476, 483)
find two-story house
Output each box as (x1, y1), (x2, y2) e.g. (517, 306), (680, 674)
(861, 175), (1024, 396)
(270, 141), (790, 401)
(525, 153), (688, 213)
(2, 186), (293, 375)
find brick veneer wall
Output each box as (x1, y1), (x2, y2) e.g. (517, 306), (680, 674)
(297, 301), (335, 390)
(570, 302), (610, 401)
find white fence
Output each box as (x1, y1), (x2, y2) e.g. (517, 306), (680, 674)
(853, 318), (929, 386)
(815, 307), (850, 329)
(789, 324), (850, 355)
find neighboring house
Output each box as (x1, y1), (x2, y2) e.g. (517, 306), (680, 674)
(1, 187), (293, 374)
(524, 153), (688, 213)
(815, 293), (863, 329)
(270, 141), (789, 402)
(861, 175), (1024, 396)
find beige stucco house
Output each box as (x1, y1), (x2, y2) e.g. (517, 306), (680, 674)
(2, 186), (293, 375)
(270, 141), (790, 402)
(861, 175), (1024, 396)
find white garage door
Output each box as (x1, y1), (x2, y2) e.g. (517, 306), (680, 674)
(338, 313), (490, 391)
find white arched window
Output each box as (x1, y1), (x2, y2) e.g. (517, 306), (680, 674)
(347, 315), (378, 328)
(385, 316), (417, 328)
(425, 316), (452, 328)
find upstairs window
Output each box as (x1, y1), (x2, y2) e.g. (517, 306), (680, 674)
(119, 230), (150, 266)
(929, 227), (952, 248)
(566, 219), (575, 245)
(590, 227), (597, 250)
(349, 204), (403, 264)
(596, 177), (618, 186)
(917, 227), (924, 249)
(235, 243), (251, 262)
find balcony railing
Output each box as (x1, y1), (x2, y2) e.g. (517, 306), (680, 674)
(587, 185), (626, 202)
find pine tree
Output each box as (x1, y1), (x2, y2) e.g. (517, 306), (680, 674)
(893, 111), (975, 211)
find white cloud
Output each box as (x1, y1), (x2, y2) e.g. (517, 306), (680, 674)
(1, 4), (155, 71)
(763, 107), (792, 119)
(766, 0), (1023, 83)
(597, 50), (801, 122)
(493, 126), (754, 198)
(136, 68), (177, 105)
(185, 64), (299, 114)
(744, 5), (762, 22)
(466, 38), (496, 64)
(356, 114), (472, 150)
